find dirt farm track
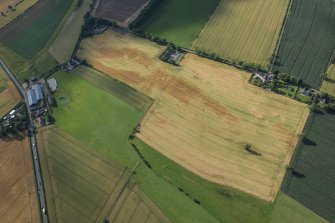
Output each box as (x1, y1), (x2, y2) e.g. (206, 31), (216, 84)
(78, 31), (309, 201)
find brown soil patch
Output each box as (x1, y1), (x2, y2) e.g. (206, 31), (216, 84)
(78, 31), (309, 201)
(93, 0), (150, 27)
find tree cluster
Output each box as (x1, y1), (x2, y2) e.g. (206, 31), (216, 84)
(80, 13), (116, 38)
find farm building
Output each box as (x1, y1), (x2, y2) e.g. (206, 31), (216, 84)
(27, 84), (44, 107)
(47, 78), (58, 92)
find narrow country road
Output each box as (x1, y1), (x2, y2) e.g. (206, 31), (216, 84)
(0, 60), (49, 223)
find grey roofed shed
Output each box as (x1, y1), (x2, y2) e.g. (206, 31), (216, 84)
(47, 78), (58, 92)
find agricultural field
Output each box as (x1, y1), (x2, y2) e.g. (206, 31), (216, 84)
(193, 0), (290, 67)
(37, 128), (170, 223)
(0, 138), (39, 223)
(94, 0), (150, 27)
(51, 68), (222, 223)
(320, 64), (335, 97)
(274, 0), (335, 89)
(0, 65), (21, 117)
(77, 31), (309, 201)
(0, 0), (75, 59)
(282, 113), (335, 222)
(268, 192), (327, 223)
(0, 0), (39, 29)
(49, 0), (94, 63)
(0, 0), (76, 81)
(139, 0), (220, 47)
(73, 66), (153, 112)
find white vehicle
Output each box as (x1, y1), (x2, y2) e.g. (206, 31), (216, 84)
(42, 207), (46, 214)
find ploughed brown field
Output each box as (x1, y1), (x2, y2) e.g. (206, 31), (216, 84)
(78, 31), (309, 201)
(93, 0), (149, 27)
(0, 138), (39, 223)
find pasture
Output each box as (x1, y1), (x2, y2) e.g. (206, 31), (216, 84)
(0, 0), (39, 29)
(139, 0), (220, 47)
(51, 68), (222, 223)
(37, 128), (170, 223)
(274, 0), (335, 88)
(193, 0), (290, 67)
(94, 0), (149, 27)
(0, 138), (39, 223)
(49, 0), (94, 63)
(320, 64), (335, 97)
(78, 31), (309, 201)
(282, 113), (335, 222)
(268, 192), (327, 223)
(0, 65), (21, 117)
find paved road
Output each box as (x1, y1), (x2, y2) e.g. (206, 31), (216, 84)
(0, 60), (49, 223)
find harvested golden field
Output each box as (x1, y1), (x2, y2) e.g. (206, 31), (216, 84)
(0, 138), (39, 223)
(0, 66), (21, 117)
(0, 0), (39, 28)
(78, 31), (309, 201)
(193, 0), (290, 67)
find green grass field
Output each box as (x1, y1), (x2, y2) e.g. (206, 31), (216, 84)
(193, 0), (290, 67)
(321, 64), (335, 97)
(140, 0), (220, 47)
(52, 68), (220, 223)
(5, 0), (75, 59)
(49, 0), (94, 63)
(72, 66), (153, 112)
(274, 0), (335, 88)
(282, 113), (335, 222)
(268, 192), (327, 223)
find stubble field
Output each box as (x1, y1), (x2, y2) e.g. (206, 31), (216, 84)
(274, 0), (335, 88)
(38, 127), (170, 223)
(0, 138), (39, 223)
(78, 31), (309, 201)
(0, 66), (21, 117)
(193, 0), (290, 67)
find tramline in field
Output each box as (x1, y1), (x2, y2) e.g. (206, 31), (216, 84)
(193, 0), (290, 67)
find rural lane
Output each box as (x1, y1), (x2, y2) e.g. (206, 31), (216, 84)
(0, 60), (49, 223)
